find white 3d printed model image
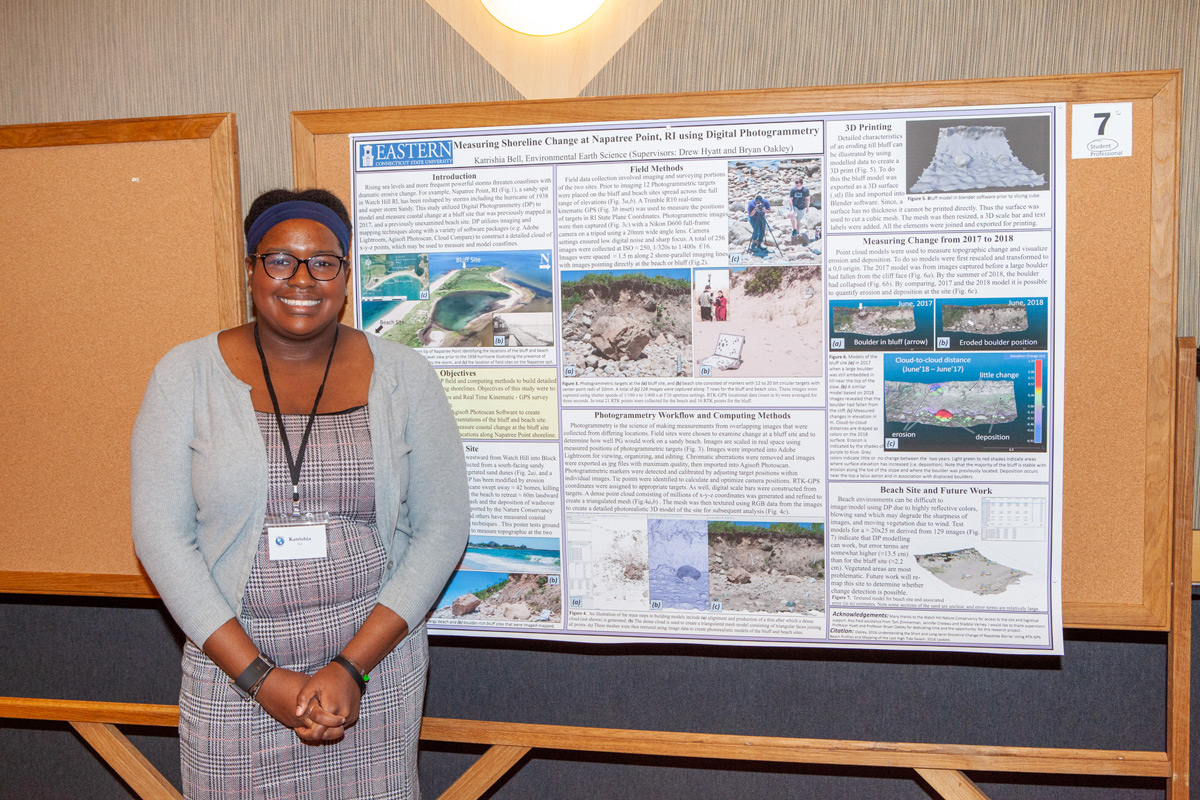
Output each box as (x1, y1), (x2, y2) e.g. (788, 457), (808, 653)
(910, 126), (1045, 193)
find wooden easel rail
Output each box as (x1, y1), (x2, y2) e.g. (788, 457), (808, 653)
(0, 698), (1171, 777)
(0, 698), (1173, 800)
(421, 717), (1173, 777)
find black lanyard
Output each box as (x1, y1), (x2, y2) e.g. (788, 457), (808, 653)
(253, 323), (339, 514)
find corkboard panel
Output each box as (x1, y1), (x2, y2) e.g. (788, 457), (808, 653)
(0, 114), (243, 596)
(293, 71), (1180, 629)
(1059, 99), (1153, 610)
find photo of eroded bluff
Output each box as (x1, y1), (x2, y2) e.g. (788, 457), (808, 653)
(941, 303), (1029, 334)
(832, 304), (916, 336)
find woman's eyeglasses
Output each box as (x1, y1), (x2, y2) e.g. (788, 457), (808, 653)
(253, 252), (347, 281)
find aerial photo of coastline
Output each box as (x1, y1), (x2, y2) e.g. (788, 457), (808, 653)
(363, 250), (553, 348)
(360, 252), (429, 300)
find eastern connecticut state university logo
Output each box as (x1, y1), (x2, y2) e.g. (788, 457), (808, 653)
(359, 140), (453, 169)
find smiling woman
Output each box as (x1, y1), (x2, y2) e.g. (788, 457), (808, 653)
(130, 188), (470, 799)
(249, 223), (347, 343)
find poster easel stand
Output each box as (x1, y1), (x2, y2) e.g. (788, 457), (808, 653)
(1, 339), (1191, 800)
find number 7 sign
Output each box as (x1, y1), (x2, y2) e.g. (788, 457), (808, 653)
(1071, 102), (1132, 158)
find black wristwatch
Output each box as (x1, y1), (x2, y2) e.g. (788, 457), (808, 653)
(231, 653), (276, 700)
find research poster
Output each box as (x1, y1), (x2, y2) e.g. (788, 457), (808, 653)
(350, 101), (1066, 655)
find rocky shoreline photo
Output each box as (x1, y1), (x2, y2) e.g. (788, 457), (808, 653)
(561, 269), (693, 378)
(728, 157), (824, 265)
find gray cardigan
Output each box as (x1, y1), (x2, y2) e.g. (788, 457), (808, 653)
(130, 332), (470, 648)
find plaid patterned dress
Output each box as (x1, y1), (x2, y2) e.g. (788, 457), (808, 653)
(179, 406), (428, 800)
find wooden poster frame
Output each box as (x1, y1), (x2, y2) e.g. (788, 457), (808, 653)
(291, 70), (1181, 631)
(0, 113), (244, 598)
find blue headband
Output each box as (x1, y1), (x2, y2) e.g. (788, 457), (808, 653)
(246, 200), (351, 255)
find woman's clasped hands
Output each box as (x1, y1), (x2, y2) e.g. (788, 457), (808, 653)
(255, 664), (363, 743)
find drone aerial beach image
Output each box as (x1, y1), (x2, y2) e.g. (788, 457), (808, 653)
(362, 249), (553, 348)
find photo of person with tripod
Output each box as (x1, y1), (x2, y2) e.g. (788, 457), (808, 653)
(727, 158), (824, 266)
(746, 194), (771, 257)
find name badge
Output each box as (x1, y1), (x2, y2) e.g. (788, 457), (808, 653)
(266, 512), (329, 561)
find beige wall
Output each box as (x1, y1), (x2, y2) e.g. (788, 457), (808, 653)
(4, 0), (1198, 494)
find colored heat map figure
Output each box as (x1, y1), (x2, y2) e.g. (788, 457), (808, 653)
(884, 379), (1019, 428)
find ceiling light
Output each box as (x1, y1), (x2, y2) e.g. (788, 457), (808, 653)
(481, 0), (606, 36)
